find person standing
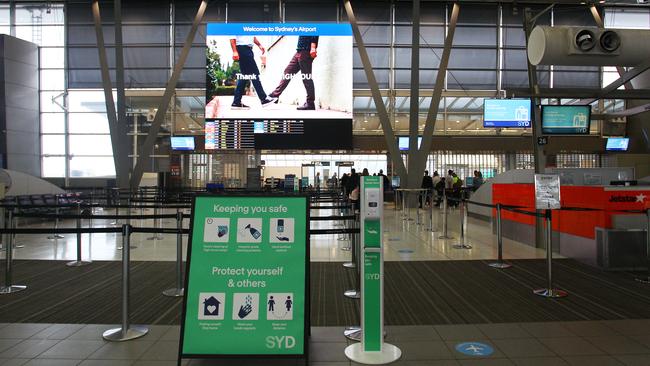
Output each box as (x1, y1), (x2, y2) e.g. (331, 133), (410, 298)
(230, 36), (276, 109)
(420, 170), (434, 208)
(269, 36), (319, 110)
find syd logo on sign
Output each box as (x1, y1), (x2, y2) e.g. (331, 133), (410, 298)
(266, 336), (296, 349)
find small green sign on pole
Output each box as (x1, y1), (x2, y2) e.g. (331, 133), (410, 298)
(345, 176), (402, 364)
(179, 195), (309, 363)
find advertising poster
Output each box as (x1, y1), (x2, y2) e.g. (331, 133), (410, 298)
(205, 23), (352, 149)
(179, 196), (309, 359)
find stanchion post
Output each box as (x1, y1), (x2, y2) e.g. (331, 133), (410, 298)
(438, 194), (453, 239)
(453, 200), (472, 249)
(344, 213), (360, 298)
(147, 204), (163, 240)
(489, 203), (512, 269)
(66, 202), (91, 267)
(343, 214), (356, 267)
(636, 208), (650, 284)
(163, 210), (185, 297)
(0, 209), (26, 294)
(533, 209), (567, 298)
(48, 196), (64, 240)
(103, 224), (149, 341)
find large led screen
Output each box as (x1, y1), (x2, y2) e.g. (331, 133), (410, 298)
(205, 23), (353, 149)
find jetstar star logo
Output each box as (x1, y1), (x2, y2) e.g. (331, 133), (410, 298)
(609, 194), (647, 203)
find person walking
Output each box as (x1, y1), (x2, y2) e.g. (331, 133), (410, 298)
(230, 36), (276, 109)
(269, 36), (319, 110)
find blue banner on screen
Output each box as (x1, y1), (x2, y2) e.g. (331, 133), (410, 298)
(398, 136), (422, 151)
(483, 99), (531, 128)
(606, 137), (629, 151)
(205, 23), (353, 150)
(541, 105), (591, 134)
(171, 136), (195, 151)
(207, 23), (352, 36)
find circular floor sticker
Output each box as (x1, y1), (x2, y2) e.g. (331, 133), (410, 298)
(455, 342), (494, 357)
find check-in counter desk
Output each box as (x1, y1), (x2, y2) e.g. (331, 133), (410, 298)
(493, 184), (650, 270)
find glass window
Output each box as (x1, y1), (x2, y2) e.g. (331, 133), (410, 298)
(42, 156), (66, 178)
(40, 91), (66, 113)
(68, 90), (112, 113)
(69, 113), (110, 134)
(40, 69), (65, 91)
(15, 25), (64, 47)
(40, 48), (65, 69)
(41, 135), (66, 155)
(69, 135), (113, 156)
(69, 157), (116, 178)
(16, 5), (65, 25)
(41, 113), (65, 133)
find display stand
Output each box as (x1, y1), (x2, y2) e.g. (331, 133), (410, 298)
(345, 176), (401, 364)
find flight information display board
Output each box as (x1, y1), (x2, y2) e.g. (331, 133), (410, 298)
(541, 105), (591, 134)
(205, 23), (352, 149)
(205, 120), (304, 150)
(180, 195), (309, 360)
(483, 99), (531, 128)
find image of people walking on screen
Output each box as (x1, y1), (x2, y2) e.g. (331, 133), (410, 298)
(229, 36), (276, 110)
(205, 26), (353, 120)
(268, 36), (319, 110)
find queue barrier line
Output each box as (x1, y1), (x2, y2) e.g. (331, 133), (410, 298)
(310, 215), (356, 221)
(310, 228), (360, 235)
(310, 205), (353, 210)
(0, 203), (191, 210)
(13, 213), (179, 220)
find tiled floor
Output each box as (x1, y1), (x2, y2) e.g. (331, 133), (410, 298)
(3, 204), (549, 263)
(0, 321), (650, 365)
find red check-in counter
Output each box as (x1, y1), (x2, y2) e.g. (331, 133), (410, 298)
(493, 184), (650, 240)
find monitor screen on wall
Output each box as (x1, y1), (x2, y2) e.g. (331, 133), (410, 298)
(205, 23), (353, 149)
(483, 99), (532, 128)
(541, 105), (591, 134)
(398, 136), (422, 151)
(170, 136), (195, 151)
(606, 137), (629, 151)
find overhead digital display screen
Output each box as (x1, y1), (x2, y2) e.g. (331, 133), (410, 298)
(397, 136), (422, 151)
(171, 136), (195, 151)
(483, 99), (531, 128)
(606, 137), (629, 151)
(205, 23), (353, 149)
(541, 105), (591, 134)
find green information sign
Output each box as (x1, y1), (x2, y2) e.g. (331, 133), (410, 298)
(363, 251), (382, 351)
(179, 195), (309, 360)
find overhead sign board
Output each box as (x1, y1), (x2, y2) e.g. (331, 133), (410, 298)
(179, 195), (309, 361)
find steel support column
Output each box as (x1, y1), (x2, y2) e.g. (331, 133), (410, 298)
(130, 1), (208, 190)
(114, 0), (130, 189)
(344, 0), (407, 180)
(524, 5), (553, 248)
(92, 1), (123, 187)
(407, 0), (421, 188)
(413, 3), (459, 185)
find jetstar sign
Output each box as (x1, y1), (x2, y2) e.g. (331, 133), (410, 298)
(608, 193), (647, 203)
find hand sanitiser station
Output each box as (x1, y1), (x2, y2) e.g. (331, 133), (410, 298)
(345, 176), (402, 364)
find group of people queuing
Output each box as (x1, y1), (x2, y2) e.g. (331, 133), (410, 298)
(420, 169), (481, 208)
(338, 168), (390, 211)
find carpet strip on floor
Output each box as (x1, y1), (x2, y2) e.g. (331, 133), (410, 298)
(1, 259), (649, 326)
